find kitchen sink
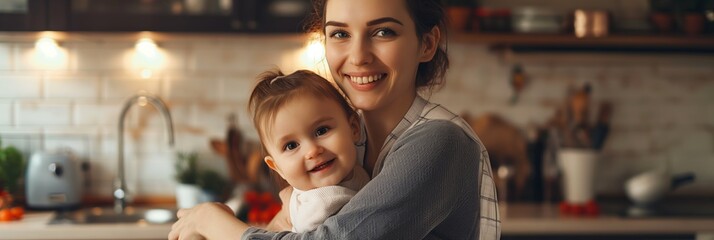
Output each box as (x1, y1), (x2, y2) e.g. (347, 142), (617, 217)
(49, 207), (177, 225)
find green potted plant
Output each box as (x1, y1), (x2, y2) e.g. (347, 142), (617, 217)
(174, 152), (229, 208)
(0, 136), (27, 221)
(0, 139), (24, 197)
(175, 152), (203, 208)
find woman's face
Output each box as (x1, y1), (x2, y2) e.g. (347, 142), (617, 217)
(324, 0), (433, 112)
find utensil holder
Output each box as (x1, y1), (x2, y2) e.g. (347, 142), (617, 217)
(557, 148), (597, 204)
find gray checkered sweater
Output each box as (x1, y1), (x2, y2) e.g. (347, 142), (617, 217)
(242, 96), (501, 240)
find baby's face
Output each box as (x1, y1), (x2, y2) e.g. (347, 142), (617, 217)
(263, 95), (359, 191)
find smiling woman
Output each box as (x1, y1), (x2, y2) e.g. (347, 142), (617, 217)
(169, 0), (500, 239)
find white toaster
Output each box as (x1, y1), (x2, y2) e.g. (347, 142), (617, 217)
(25, 152), (83, 210)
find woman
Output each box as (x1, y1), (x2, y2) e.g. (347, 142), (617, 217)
(168, 0), (501, 239)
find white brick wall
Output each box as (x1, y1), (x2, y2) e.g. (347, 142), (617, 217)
(16, 101), (72, 126)
(103, 77), (162, 99)
(45, 74), (101, 99)
(0, 74), (42, 98)
(0, 102), (12, 125)
(0, 33), (712, 200)
(0, 45), (12, 70)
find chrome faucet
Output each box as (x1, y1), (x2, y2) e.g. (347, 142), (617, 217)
(115, 94), (175, 213)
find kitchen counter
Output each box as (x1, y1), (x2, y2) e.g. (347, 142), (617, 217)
(0, 211), (171, 240)
(502, 202), (714, 236)
(3, 203), (714, 239)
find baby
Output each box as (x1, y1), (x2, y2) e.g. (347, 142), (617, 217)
(248, 69), (370, 232)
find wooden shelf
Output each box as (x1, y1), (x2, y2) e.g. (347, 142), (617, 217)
(452, 33), (714, 53)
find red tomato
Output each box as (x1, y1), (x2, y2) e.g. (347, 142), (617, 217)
(247, 208), (260, 223)
(559, 201), (571, 214)
(258, 210), (273, 223)
(245, 191), (259, 205)
(572, 205), (586, 215)
(0, 209), (12, 222)
(10, 207), (24, 220)
(585, 201), (599, 216)
(260, 192), (274, 204)
(268, 203), (282, 216)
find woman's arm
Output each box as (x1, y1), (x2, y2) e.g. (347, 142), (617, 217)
(170, 183), (295, 239)
(243, 120), (482, 239)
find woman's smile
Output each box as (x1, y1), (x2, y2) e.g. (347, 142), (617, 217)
(344, 72), (387, 91)
(346, 73), (386, 85)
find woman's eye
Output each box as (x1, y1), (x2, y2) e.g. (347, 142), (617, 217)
(315, 126), (330, 136)
(329, 30), (349, 39)
(374, 28), (396, 37)
(283, 142), (299, 151)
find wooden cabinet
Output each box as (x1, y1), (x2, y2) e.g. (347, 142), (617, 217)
(0, 0), (311, 33)
(0, 0), (46, 31)
(452, 33), (714, 53)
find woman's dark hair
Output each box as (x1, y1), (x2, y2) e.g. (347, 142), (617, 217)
(305, 0), (449, 92)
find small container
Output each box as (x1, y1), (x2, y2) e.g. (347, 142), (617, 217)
(572, 9), (610, 38)
(511, 7), (565, 34)
(557, 149), (597, 204)
(473, 7), (511, 32)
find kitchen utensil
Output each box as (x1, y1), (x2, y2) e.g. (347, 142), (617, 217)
(566, 83), (592, 148)
(209, 113), (248, 184)
(226, 113), (247, 183)
(625, 170), (695, 207)
(465, 113), (531, 201)
(26, 151), (83, 210)
(509, 64), (527, 105)
(591, 101), (612, 151)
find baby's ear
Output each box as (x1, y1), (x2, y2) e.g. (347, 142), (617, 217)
(349, 114), (360, 142)
(264, 156), (284, 178)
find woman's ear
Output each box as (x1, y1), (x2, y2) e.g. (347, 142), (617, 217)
(264, 156), (284, 178)
(349, 114), (360, 143)
(418, 26), (441, 63)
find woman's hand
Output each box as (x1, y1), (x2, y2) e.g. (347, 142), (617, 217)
(169, 202), (249, 240)
(265, 187), (293, 232)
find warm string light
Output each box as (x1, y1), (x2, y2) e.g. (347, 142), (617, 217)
(32, 35), (67, 69)
(135, 38), (159, 58)
(132, 37), (164, 79)
(290, 33), (329, 77)
(35, 37), (60, 57)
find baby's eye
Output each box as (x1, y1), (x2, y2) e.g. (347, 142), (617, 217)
(315, 126), (330, 136)
(374, 28), (396, 37)
(283, 141), (299, 151)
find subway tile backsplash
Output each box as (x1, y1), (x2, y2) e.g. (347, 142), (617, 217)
(0, 34), (713, 199)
